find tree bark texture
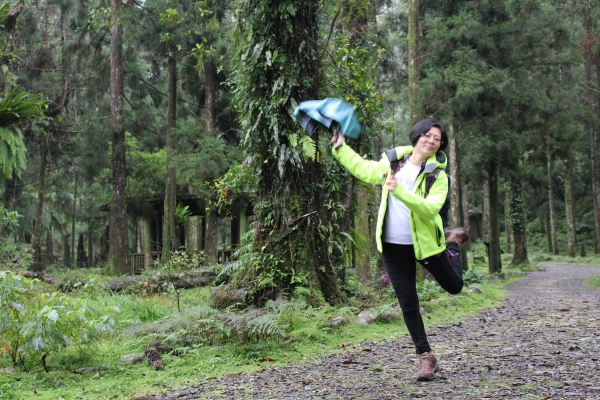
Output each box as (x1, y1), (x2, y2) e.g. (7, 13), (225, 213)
(505, 182), (511, 254)
(487, 162), (502, 274)
(461, 183), (471, 250)
(205, 60), (217, 132)
(482, 179), (490, 246)
(509, 179), (528, 267)
(204, 209), (218, 265)
(109, 0), (129, 274)
(447, 123), (461, 229)
(597, 62), (600, 254)
(162, 55), (178, 261)
(547, 145), (558, 254)
(354, 183), (371, 281)
(45, 228), (53, 264)
(407, 0), (422, 126)
(564, 156), (577, 257)
(583, 9), (600, 254)
(544, 212), (552, 253)
(32, 146), (48, 271)
(71, 174), (77, 266)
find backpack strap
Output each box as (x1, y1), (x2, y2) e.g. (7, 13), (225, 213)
(385, 148), (399, 170)
(424, 169), (442, 198)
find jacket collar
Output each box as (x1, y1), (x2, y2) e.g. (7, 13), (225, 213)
(394, 146), (447, 172)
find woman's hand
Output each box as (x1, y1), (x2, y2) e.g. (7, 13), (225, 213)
(331, 132), (346, 148)
(387, 171), (397, 191)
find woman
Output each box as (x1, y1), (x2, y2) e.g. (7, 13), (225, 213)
(331, 118), (468, 381)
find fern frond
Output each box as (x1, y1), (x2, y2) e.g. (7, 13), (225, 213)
(0, 127), (26, 178)
(0, 86), (48, 127)
(246, 313), (286, 339)
(299, 136), (316, 161)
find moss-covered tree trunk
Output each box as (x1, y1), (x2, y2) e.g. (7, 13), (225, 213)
(109, 0), (129, 274)
(447, 119), (460, 228)
(162, 55), (178, 261)
(233, 0), (344, 305)
(408, 0), (422, 126)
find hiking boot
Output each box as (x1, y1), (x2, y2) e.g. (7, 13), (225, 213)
(416, 352), (440, 381)
(445, 227), (469, 247)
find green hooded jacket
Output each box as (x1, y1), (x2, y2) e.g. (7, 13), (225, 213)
(332, 144), (448, 260)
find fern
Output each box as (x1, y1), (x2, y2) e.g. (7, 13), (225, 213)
(0, 86), (48, 127)
(0, 127), (26, 178)
(245, 313), (286, 342)
(299, 136), (316, 161)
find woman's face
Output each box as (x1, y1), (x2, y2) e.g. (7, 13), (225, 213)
(415, 126), (442, 157)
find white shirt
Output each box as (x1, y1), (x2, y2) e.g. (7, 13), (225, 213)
(383, 160), (421, 244)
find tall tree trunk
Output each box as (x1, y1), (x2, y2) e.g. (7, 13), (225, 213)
(162, 55), (178, 261)
(87, 218), (94, 267)
(205, 60), (217, 132)
(461, 183), (471, 250)
(407, 0), (422, 126)
(71, 173), (77, 266)
(583, 8), (600, 254)
(204, 209), (218, 264)
(488, 162), (502, 274)
(482, 179), (490, 262)
(45, 228), (53, 264)
(564, 156), (577, 257)
(32, 146), (48, 271)
(109, 0), (129, 274)
(203, 57), (219, 264)
(63, 233), (71, 267)
(354, 183), (371, 281)
(447, 119), (461, 228)
(547, 144), (558, 254)
(510, 178), (528, 266)
(545, 212), (552, 253)
(235, 0), (344, 304)
(505, 182), (511, 254)
(77, 233), (87, 267)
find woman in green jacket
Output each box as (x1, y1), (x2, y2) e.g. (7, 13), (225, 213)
(331, 118), (468, 381)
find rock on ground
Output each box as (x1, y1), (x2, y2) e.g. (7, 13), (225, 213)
(133, 263), (600, 400)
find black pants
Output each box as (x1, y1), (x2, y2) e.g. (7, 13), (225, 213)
(382, 242), (464, 354)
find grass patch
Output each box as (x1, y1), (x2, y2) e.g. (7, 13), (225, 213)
(584, 275), (600, 288)
(0, 266), (519, 400)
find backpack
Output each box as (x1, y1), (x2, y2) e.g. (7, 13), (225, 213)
(385, 148), (450, 227)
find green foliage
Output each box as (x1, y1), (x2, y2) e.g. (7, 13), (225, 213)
(0, 204), (30, 269)
(0, 127), (26, 179)
(0, 271), (114, 371)
(584, 275), (600, 288)
(155, 250), (205, 312)
(463, 268), (485, 287)
(416, 279), (442, 302)
(175, 204), (192, 226)
(0, 86), (48, 127)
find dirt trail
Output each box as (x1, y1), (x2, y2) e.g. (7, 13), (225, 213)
(135, 263), (600, 399)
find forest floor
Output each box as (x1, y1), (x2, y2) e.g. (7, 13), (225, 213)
(133, 263), (600, 400)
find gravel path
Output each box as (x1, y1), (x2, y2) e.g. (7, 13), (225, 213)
(134, 263), (600, 400)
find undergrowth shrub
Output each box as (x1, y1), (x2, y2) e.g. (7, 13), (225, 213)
(416, 279), (442, 302)
(0, 271), (114, 371)
(463, 268), (485, 286)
